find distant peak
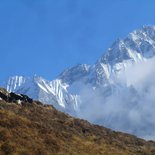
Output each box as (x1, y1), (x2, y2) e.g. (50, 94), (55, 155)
(8, 75), (25, 79)
(33, 75), (44, 81)
(98, 25), (155, 64)
(142, 25), (155, 30)
(6, 76), (27, 92)
(130, 25), (155, 37)
(58, 64), (91, 84)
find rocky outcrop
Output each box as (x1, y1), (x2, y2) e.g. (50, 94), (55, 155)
(0, 88), (33, 104)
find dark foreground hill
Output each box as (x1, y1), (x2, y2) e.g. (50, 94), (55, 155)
(0, 88), (155, 155)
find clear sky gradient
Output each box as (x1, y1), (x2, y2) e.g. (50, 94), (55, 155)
(0, 0), (155, 83)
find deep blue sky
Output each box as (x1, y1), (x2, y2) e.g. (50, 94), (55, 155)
(0, 0), (155, 82)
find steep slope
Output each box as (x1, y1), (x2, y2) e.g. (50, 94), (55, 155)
(95, 25), (155, 85)
(0, 88), (155, 155)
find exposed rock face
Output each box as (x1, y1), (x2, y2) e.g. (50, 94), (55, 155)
(0, 88), (33, 104)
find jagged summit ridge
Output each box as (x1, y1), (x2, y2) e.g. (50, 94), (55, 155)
(58, 64), (92, 84)
(94, 25), (155, 85)
(99, 25), (155, 64)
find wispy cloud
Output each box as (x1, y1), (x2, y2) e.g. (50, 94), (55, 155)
(76, 58), (155, 140)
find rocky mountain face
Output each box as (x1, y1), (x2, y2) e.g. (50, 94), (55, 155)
(0, 88), (155, 155)
(3, 26), (155, 139)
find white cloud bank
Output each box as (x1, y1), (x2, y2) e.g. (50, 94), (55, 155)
(76, 58), (155, 140)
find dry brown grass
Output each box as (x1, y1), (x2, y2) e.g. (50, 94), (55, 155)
(0, 98), (155, 155)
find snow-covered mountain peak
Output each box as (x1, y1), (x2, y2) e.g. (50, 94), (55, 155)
(5, 75), (47, 92)
(32, 75), (48, 84)
(98, 26), (155, 66)
(6, 76), (27, 92)
(58, 64), (91, 84)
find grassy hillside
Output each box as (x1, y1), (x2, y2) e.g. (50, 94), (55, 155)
(0, 88), (155, 155)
